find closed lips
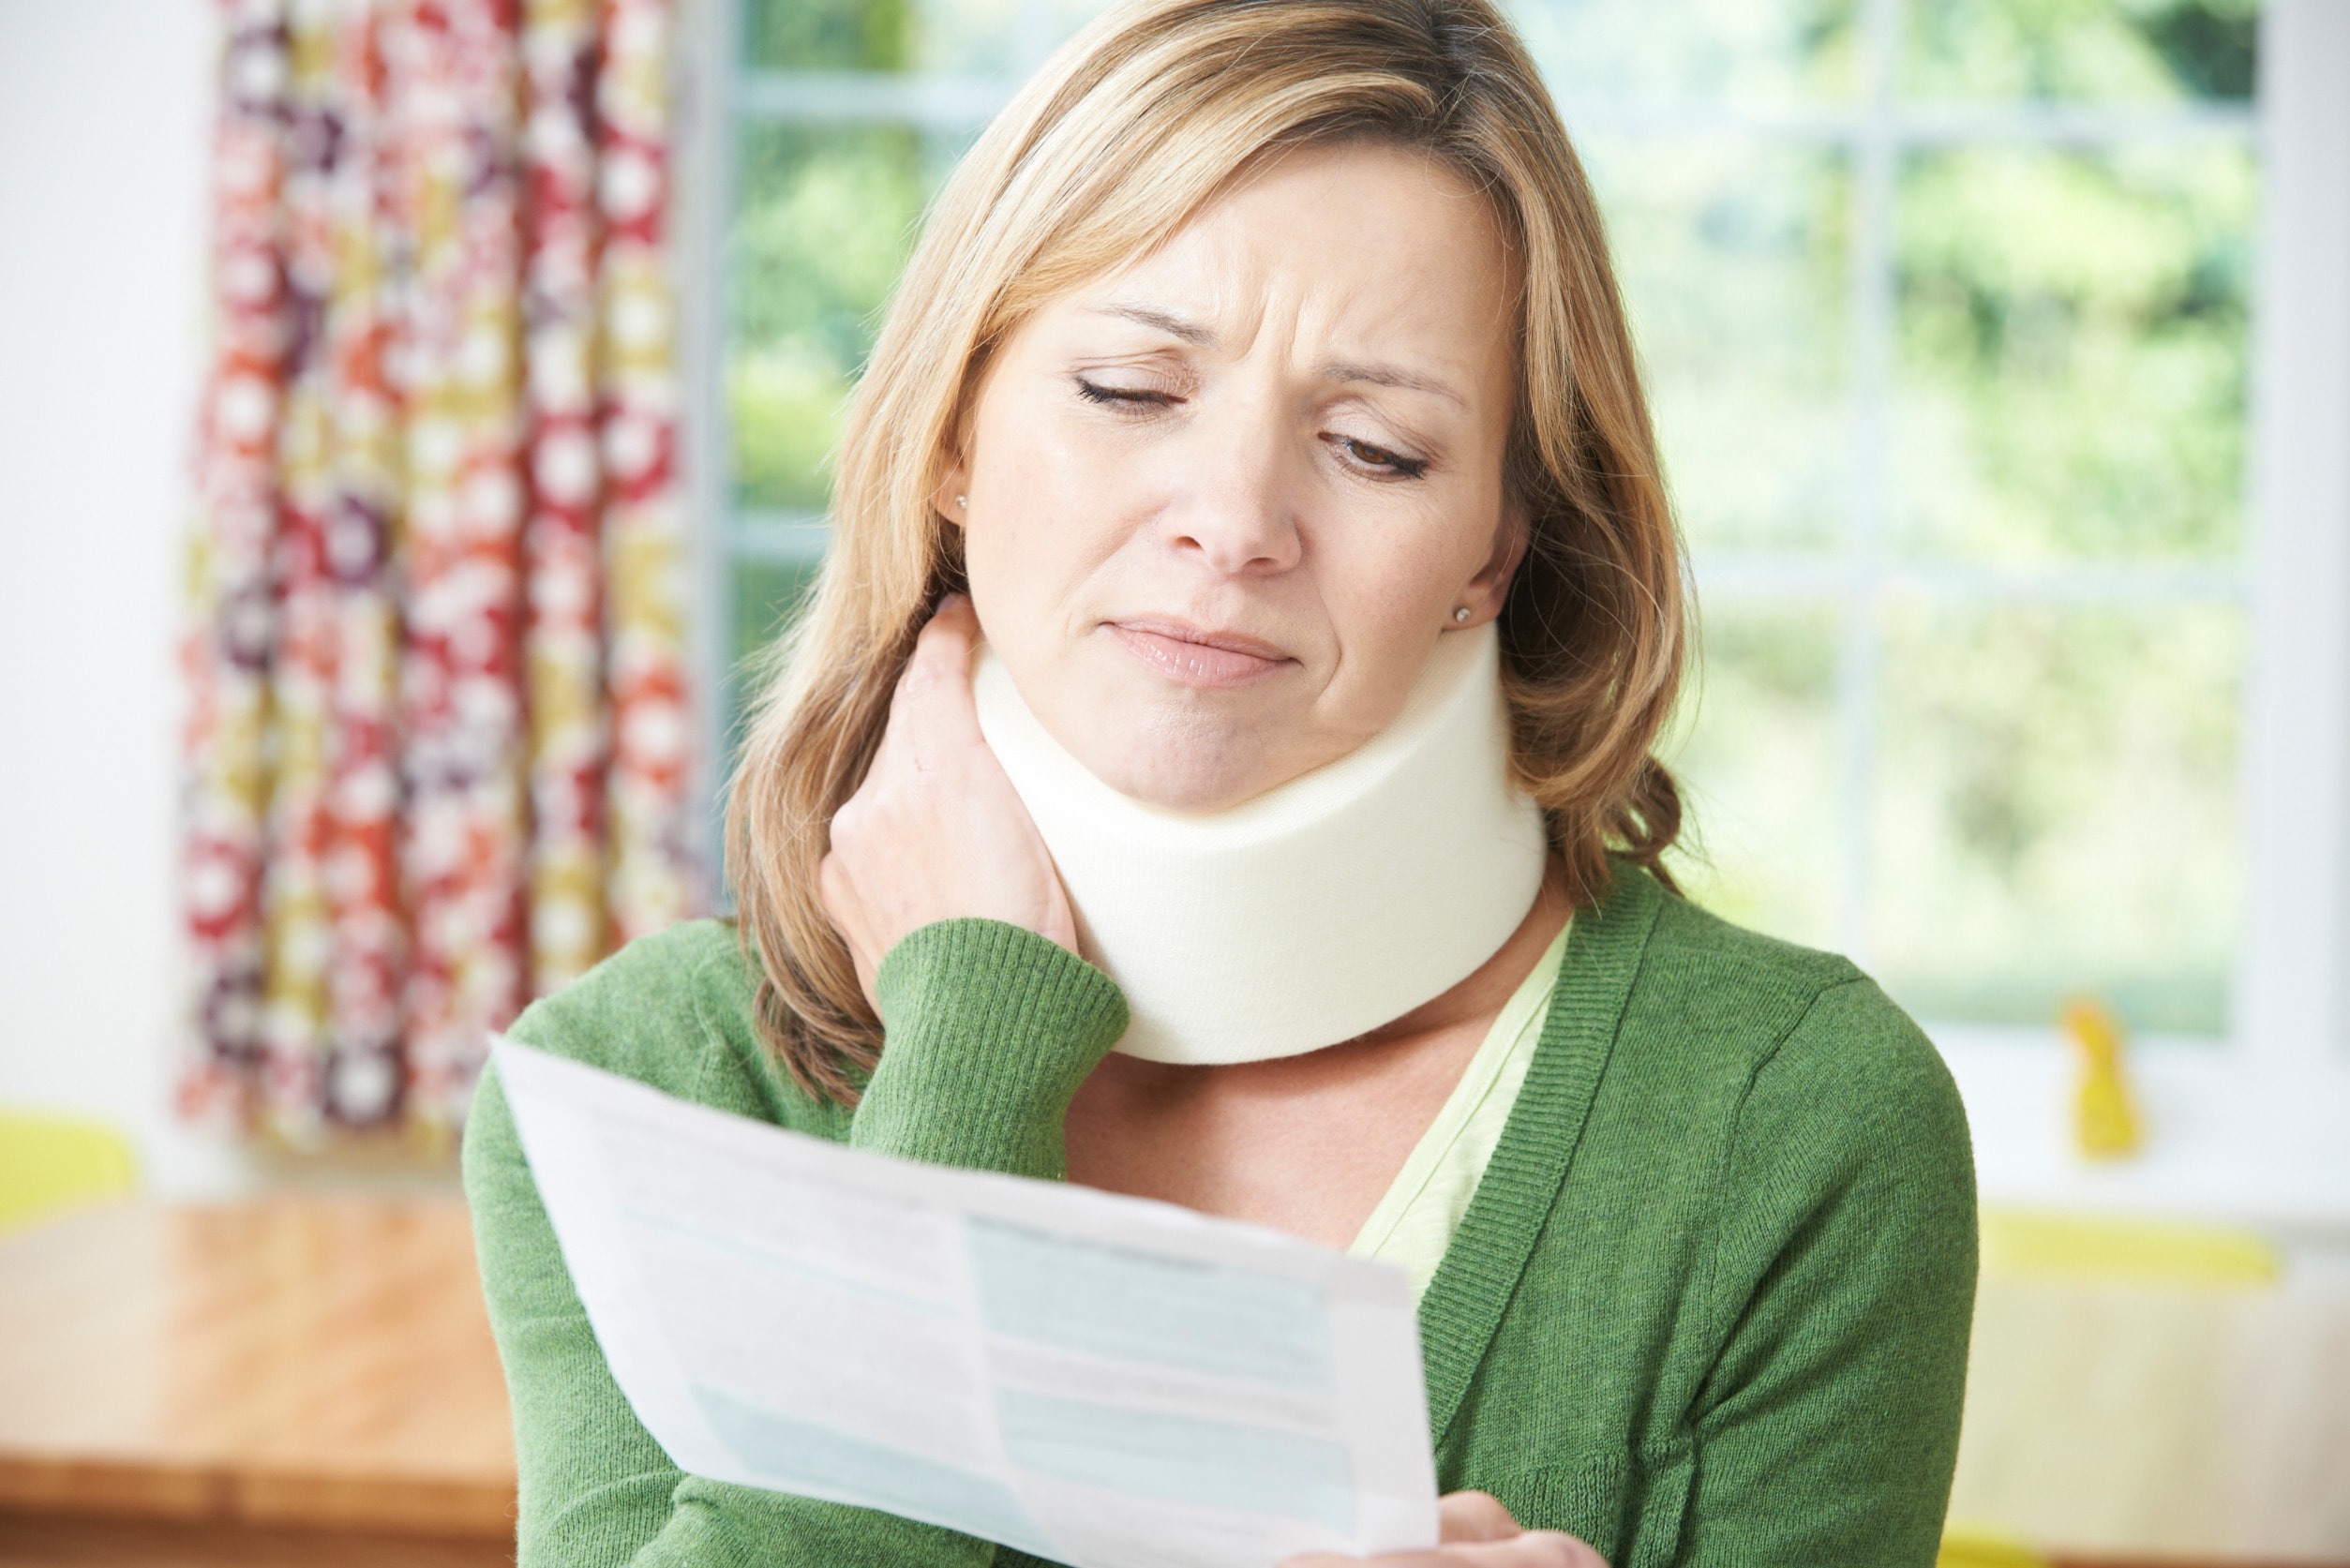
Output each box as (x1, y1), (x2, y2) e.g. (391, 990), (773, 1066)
(1105, 619), (1294, 688)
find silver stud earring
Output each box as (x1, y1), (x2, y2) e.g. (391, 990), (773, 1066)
(1453, 606), (1472, 624)
(955, 494), (967, 510)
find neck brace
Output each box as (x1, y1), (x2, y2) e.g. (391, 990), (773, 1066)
(971, 623), (1550, 1065)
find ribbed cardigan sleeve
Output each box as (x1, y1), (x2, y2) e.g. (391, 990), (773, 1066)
(860, 918), (1130, 1177)
(1677, 978), (1979, 1567)
(461, 918), (1126, 1568)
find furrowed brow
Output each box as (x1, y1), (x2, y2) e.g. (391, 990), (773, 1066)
(1319, 360), (1467, 410)
(1093, 303), (1219, 347)
(1089, 305), (1466, 409)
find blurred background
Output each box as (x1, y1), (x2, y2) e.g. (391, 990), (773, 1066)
(0, 0), (2345, 1564)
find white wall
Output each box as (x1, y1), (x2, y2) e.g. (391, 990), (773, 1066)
(0, 1), (256, 1195)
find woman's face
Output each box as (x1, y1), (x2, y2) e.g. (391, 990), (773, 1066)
(944, 139), (1524, 813)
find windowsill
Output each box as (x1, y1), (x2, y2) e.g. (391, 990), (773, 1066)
(1930, 1024), (2350, 1244)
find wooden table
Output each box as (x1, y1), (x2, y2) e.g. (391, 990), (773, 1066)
(1953, 1273), (2350, 1566)
(0, 1200), (514, 1567)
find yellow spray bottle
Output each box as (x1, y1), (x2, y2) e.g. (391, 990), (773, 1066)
(2061, 997), (2142, 1160)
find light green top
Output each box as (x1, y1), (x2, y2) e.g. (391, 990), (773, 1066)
(1351, 920), (1571, 1298)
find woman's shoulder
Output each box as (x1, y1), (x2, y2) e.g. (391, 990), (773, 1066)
(1639, 877), (1865, 1005)
(1580, 876), (1974, 1292)
(1610, 876), (1968, 1158)
(498, 918), (837, 1132)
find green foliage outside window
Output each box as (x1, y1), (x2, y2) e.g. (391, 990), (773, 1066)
(729, 126), (930, 516)
(1895, 145), (2255, 562)
(744, 0), (913, 71)
(1908, 0), (2257, 99)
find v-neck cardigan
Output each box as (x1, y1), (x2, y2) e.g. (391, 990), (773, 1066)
(461, 867), (1977, 1568)
(1349, 917), (1569, 1295)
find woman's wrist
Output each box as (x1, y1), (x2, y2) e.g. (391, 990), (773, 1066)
(855, 918), (1128, 1179)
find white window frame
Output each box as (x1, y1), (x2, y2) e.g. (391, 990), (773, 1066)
(674, 0), (2350, 1238)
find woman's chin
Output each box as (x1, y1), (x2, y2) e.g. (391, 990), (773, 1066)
(1072, 737), (1293, 816)
(1039, 669), (1355, 814)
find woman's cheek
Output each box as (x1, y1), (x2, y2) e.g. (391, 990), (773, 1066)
(967, 420), (1139, 627)
(1327, 489), (1485, 623)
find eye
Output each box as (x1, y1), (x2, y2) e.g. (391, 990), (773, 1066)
(1074, 377), (1178, 411)
(1327, 434), (1429, 480)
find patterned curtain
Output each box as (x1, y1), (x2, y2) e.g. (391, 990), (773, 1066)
(179, 0), (700, 1143)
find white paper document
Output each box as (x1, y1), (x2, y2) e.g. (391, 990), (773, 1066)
(494, 1037), (1442, 1568)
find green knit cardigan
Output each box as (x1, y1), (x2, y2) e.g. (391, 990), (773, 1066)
(461, 867), (1977, 1568)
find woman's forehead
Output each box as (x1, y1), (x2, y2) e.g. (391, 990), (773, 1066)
(1044, 142), (1518, 387)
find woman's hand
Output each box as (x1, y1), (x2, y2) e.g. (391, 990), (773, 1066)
(819, 595), (1079, 1007)
(1280, 1492), (1607, 1568)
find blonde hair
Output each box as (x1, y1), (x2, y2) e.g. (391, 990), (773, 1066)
(727, 0), (1687, 1104)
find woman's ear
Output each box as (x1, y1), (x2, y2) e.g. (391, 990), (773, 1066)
(1455, 500), (1531, 627)
(931, 455), (971, 529)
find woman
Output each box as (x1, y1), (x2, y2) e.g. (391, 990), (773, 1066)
(462, 0), (1977, 1563)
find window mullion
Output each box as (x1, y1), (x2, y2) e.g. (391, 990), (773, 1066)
(2239, 0), (2350, 1074)
(682, 0), (746, 902)
(1835, 0), (1906, 967)
(737, 71), (1009, 125)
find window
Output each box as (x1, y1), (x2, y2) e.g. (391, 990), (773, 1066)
(709, 0), (1105, 754)
(1534, 2), (2260, 1041)
(681, 0), (2350, 1220)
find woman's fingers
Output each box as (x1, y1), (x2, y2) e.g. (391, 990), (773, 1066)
(1454, 1531), (1607, 1567)
(848, 596), (989, 820)
(815, 848), (881, 1007)
(1523, 1531), (1609, 1568)
(1278, 1541), (1602, 1568)
(820, 593), (1079, 983)
(891, 592), (986, 743)
(1274, 1490), (1607, 1568)
(927, 590), (982, 646)
(1438, 1491), (1519, 1545)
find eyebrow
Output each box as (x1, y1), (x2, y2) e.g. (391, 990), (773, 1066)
(1318, 359), (1467, 409)
(1091, 303), (1469, 409)
(1093, 302), (1218, 346)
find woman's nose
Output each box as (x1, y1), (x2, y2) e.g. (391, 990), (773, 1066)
(1156, 418), (1305, 576)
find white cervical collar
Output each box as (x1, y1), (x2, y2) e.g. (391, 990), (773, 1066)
(971, 623), (1550, 1065)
